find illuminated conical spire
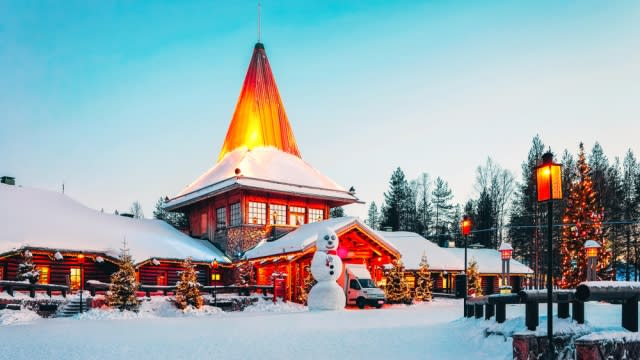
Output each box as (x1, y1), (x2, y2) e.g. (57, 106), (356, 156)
(218, 43), (301, 161)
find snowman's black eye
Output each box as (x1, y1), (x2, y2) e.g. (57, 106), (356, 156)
(324, 235), (330, 240)
(331, 235), (336, 240)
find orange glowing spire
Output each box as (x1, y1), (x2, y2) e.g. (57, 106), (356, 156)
(218, 42), (301, 161)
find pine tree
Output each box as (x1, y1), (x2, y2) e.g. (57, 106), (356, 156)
(414, 254), (433, 302)
(366, 202), (380, 230)
(233, 260), (253, 287)
(622, 150), (639, 280)
(175, 257), (204, 309)
(415, 173), (433, 236)
(432, 177), (454, 239)
(384, 260), (412, 304)
(475, 189), (495, 248)
(381, 167), (414, 231)
(16, 250), (40, 284)
(153, 196), (190, 230)
(297, 265), (316, 305)
(108, 242), (140, 311)
(467, 257), (483, 297)
(330, 207), (345, 218)
(560, 143), (611, 288)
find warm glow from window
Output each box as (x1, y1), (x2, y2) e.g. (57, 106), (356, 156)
(308, 209), (324, 223)
(37, 266), (49, 284)
(157, 274), (166, 286)
(269, 204), (286, 225)
(248, 202), (267, 225)
(200, 212), (208, 235)
(70, 268), (81, 290)
(211, 273), (221, 281)
(289, 206), (305, 226)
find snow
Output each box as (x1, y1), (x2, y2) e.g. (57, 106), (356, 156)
(245, 217), (398, 260)
(164, 147), (358, 210)
(1, 298), (639, 359)
(377, 231), (464, 271)
(0, 184), (230, 264)
(54, 251), (63, 260)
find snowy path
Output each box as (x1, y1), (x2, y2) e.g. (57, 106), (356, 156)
(0, 298), (631, 360)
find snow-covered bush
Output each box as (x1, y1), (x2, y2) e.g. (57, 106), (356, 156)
(16, 250), (40, 284)
(175, 257), (203, 310)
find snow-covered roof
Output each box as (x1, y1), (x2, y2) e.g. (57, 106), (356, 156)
(164, 147), (359, 210)
(377, 231), (533, 275)
(0, 184), (230, 264)
(245, 217), (398, 260)
(443, 248), (533, 275)
(376, 232), (464, 271)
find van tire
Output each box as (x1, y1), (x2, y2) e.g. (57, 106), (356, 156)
(356, 297), (366, 309)
(375, 303), (383, 309)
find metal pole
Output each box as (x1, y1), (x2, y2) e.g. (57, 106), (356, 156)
(214, 271), (217, 307)
(547, 198), (553, 359)
(80, 262), (84, 313)
(464, 234), (468, 316)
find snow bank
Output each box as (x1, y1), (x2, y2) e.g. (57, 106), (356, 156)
(76, 297), (224, 320)
(243, 298), (308, 313)
(0, 308), (41, 326)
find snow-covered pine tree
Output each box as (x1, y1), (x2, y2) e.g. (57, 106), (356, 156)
(467, 257), (482, 297)
(233, 260), (253, 287)
(414, 254), (433, 302)
(330, 206), (345, 218)
(175, 257), (203, 309)
(16, 250), (40, 284)
(366, 202), (380, 230)
(108, 242), (140, 311)
(297, 265), (316, 305)
(384, 260), (412, 304)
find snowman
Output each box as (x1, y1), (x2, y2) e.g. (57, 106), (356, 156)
(307, 228), (346, 310)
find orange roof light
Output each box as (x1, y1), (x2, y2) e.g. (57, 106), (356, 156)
(218, 43), (301, 161)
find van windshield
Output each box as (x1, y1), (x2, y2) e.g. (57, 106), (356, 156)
(358, 279), (376, 288)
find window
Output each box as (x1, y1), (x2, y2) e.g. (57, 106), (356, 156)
(156, 273), (167, 286)
(211, 273), (221, 281)
(200, 212), (208, 235)
(216, 207), (227, 229)
(269, 204), (286, 225)
(37, 266), (49, 284)
(248, 202), (266, 225)
(289, 206), (305, 226)
(229, 203), (241, 226)
(349, 279), (361, 290)
(70, 268), (81, 291)
(308, 208), (324, 223)
(0, 267), (4, 280)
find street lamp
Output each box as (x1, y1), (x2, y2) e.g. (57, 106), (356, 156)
(211, 259), (219, 306)
(585, 240), (601, 281)
(77, 253), (85, 313)
(499, 242), (513, 294)
(535, 151), (563, 359)
(461, 215), (473, 316)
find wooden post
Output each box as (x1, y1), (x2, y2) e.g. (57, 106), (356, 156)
(466, 304), (474, 318)
(558, 302), (569, 319)
(572, 301), (584, 324)
(474, 303), (483, 319)
(29, 287), (35, 298)
(7, 286), (13, 297)
(46, 289), (52, 297)
(485, 304), (494, 320)
(525, 302), (539, 331)
(622, 298), (638, 332)
(496, 303), (506, 323)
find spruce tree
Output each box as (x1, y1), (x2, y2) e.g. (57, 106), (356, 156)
(330, 207), (345, 218)
(384, 260), (412, 304)
(414, 254), (433, 302)
(366, 202), (380, 230)
(16, 250), (40, 284)
(108, 242), (140, 311)
(381, 167), (412, 231)
(560, 143), (611, 288)
(175, 257), (204, 309)
(415, 173), (433, 236)
(297, 265), (316, 305)
(432, 177), (454, 238)
(467, 257), (483, 297)
(233, 260), (253, 287)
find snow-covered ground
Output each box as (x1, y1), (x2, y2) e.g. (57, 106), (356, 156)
(0, 298), (635, 360)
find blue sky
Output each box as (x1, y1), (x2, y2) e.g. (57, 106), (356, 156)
(1, 1), (639, 219)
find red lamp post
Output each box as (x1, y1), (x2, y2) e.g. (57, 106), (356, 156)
(584, 240), (601, 281)
(211, 259), (219, 306)
(535, 151), (563, 359)
(461, 215), (473, 316)
(499, 242), (513, 293)
(77, 253), (85, 313)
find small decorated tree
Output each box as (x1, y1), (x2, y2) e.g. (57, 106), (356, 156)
(414, 254), (433, 302)
(108, 242), (140, 311)
(297, 265), (316, 304)
(16, 250), (40, 284)
(467, 257), (483, 297)
(385, 260), (412, 304)
(233, 260), (253, 287)
(175, 257), (203, 309)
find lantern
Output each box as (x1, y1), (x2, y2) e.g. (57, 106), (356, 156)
(461, 216), (473, 236)
(584, 240), (601, 258)
(77, 253), (85, 263)
(499, 242), (513, 261)
(212, 259), (219, 269)
(536, 152), (563, 202)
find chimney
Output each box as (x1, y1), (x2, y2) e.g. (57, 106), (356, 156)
(1, 176), (15, 186)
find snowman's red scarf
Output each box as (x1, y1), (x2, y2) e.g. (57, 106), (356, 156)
(325, 250), (337, 256)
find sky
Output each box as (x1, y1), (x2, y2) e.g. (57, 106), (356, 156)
(1, 0), (639, 220)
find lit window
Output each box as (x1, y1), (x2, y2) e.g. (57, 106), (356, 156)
(70, 268), (81, 291)
(37, 266), (49, 284)
(200, 212), (208, 234)
(289, 206), (305, 226)
(157, 273), (167, 286)
(308, 209), (324, 223)
(248, 202), (266, 225)
(270, 204), (286, 225)
(0, 267), (4, 280)
(405, 274), (415, 289)
(229, 203), (241, 226)
(211, 273), (221, 281)
(216, 207), (226, 229)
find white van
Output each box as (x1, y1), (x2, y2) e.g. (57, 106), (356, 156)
(343, 264), (385, 309)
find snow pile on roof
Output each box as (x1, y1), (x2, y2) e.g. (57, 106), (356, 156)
(0, 184), (229, 263)
(245, 217), (396, 259)
(165, 147), (358, 209)
(444, 248), (533, 274)
(376, 232), (464, 271)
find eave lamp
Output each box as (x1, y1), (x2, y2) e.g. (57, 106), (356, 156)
(498, 242), (513, 294)
(584, 240), (601, 282)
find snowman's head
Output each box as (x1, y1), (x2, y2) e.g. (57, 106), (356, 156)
(317, 228), (339, 251)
